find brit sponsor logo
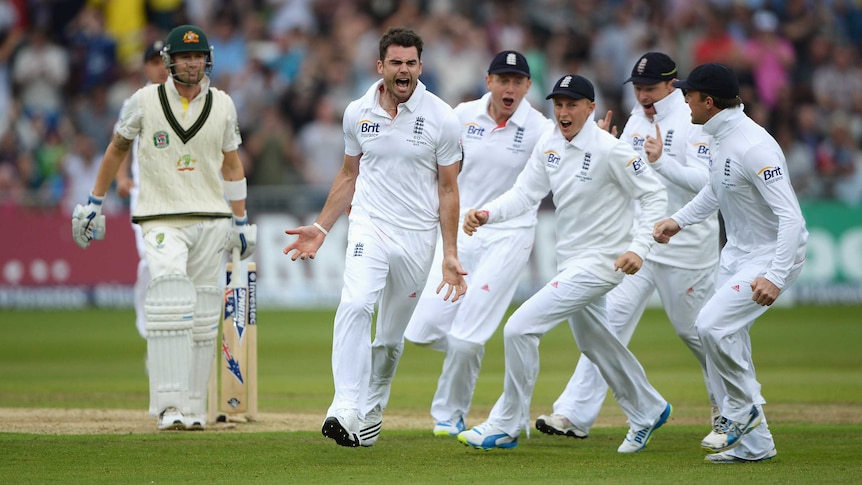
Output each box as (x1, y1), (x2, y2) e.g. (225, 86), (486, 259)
(464, 122), (485, 139)
(695, 142), (710, 160)
(757, 165), (784, 185)
(632, 135), (646, 148)
(357, 119), (380, 137)
(627, 157), (646, 175)
(545, 150), (562, 168)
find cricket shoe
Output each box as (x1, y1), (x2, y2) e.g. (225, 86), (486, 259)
(359, 406), (382, 447)
(322, 410), (361, 447)
(433, 416), (466, 437)
(705, 448), (777, 464)
(535, 414), (588, 439)
(617, 403), (672, 453)
(711, 405), (720, 428)
(701, 406), (762, 453)
(184, 414), (206, 431)
(158, 407), (186, 431)
(457, 422), (518, 450)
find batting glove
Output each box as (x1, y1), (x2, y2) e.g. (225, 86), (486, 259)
(227, 212), (257, 260)
(71, 193), (106, 249)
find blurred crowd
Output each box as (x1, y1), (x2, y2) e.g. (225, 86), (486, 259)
(2, 0), (862, 214)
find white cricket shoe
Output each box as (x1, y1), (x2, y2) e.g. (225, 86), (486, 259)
(322, 409), (361, 447)
(433, 416), (466, 437)
(457, 422), (518, 450)
(535, 414), (588, 439)
(617, 403), (672, 453)
(705, 448), (777, 464)
(702, 406), (762, 453)
(158, 407), (186, 431)
(184, 414), (206, 431)
(359, 405), (382, 447)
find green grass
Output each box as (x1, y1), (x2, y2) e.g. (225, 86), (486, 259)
(1, 305), (861, 483)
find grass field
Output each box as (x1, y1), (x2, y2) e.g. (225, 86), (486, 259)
(2, 305), (861, 483)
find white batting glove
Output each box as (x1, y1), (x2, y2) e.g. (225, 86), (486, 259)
(71, 193), (106, 249)
(226, 212), (257, 260)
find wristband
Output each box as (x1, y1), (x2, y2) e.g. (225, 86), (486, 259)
(224, 178), (247, 201)
(88, 192), (105, 205)
(313, 222), (329, 236)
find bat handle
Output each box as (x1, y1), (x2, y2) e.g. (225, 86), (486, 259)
(230, 247), (241, 289)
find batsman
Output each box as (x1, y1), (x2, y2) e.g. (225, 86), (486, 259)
(71, 24), (257, 431)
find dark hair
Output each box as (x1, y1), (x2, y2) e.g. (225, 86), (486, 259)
(379, 27), (423, 61)
(698, 92), (743, 110)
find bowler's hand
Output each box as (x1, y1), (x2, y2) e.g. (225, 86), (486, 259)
(614, 251), (643, 275)
(463, 209), (488, 236)
(597, 110), (618, 137)
(751, 277), (780, 306)
(644, 124), (663, 163)
(283, 225), (326, 261)
(653, 218), (681, 244)
(437, 255), (468, 302)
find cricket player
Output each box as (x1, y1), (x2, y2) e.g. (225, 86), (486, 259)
(72, 24), (257, 431)
(283, 27), (467, 448)
(403, 50), (553, 437)
(458, 74), (671, 453)
(536, 52), (719, 439)
(655, 63), (807, 463)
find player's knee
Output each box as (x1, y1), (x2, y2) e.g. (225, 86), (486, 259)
(145, 274), (196, 332)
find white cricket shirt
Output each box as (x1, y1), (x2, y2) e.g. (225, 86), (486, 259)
(455, 92), (554, 228)
(343, 80), (462, 231)
(620, 89), (719, 269)
(483, 120), (668, 284)
(672, 107), (808, 289)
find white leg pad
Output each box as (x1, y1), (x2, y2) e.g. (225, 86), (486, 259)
(145, 274), (196, 417)
(189, 286), (221, 418)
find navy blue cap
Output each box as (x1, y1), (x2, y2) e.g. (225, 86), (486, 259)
(673, 63), (740, 99)
(488, 50), (530, 78)
(625, 52), (677, 84)
(546, 74), (595, 101)
(143, 40), (164, 62)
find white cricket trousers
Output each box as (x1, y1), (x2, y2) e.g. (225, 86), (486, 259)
(142, 219), (230, 285)
(553, 261), (717, 431)
(404, 225), (534, 423)
(487, 266), (667, 437)
(327, 214), (436, 419)
(696, 257), (804, 458)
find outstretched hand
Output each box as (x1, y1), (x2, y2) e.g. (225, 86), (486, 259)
(436, 255), (468, 302)
(644, 123), (664, 163)
(597, 110), (618, 137)
(283, 225), (326, 261)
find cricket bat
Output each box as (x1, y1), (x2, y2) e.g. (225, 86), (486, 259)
(220, 247), (248, 414)
(246, 261), (257, 421)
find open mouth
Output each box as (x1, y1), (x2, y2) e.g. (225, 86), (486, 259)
(643, 103), (654, 110)
(502, 97), (514, 108)
(395, 78), (410, 88)
(560, 120), (572, 129)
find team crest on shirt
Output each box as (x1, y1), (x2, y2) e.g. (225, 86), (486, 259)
(722, 158), (736, 188)
(153, 131), (169, 148)
(757, 165), (784, 185)
(664, 129), (675, 147)
(407, 116), (429, 147)
(507, 127), (526, 154)
(576, 152), (593, 182)
(177, 154), (196, 172)
(155, 232), (165, 248)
